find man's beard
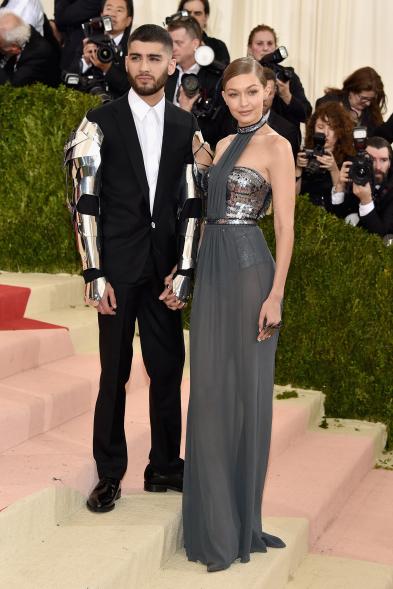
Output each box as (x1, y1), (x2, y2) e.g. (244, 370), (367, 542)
(128, 70), (168, 96)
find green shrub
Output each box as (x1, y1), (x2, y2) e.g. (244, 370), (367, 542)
(1, 85), (392, 443)
(0, 84), (99, 273)
(262, 199), (393, 443)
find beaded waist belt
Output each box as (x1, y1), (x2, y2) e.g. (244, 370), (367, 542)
(205, 218), (257, 225)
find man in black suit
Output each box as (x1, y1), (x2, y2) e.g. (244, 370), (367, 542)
(165, 15), (225, 148)
(335, 137), (393, 237)
(68, 0), (132, 99)
(65, 24), (197, 512)
(55, 0), (102, 70)
(0, 9), (60, 86)
(262, 67), (299, 160)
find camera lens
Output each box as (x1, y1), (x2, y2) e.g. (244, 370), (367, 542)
(181, 74), (200, 98)
(97, 45), (114, 63)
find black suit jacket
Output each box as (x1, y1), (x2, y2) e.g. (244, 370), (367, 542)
(272, 70), (312, 128)
(165, 65), (225, 148)
(55, 0), (102, 70)
(359, 184), (393, 236)
(0, 27), (60, 87)
(68, 26), (131, 98)
(267, 110), (300, 159)
(202, 32), (230, 66)
(86, 95), (197, 284)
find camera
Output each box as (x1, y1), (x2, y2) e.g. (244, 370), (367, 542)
(348, 127), (374, 187)
(82, 16), (118, 63)
(63, 72), (112, 103)
(304, 132), (327, 174)
(260, 46), (294, 83)
(164, 10), (188, 25)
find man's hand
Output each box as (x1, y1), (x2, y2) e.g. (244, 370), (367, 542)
(159, 272), (186, 311)
(177, 86), (200, 112)
(335, 161), (352, 192)
(86, 282), (117, 315)
(89, 50), (112, 74)
(353, 182), (373, 205)
(276, 79), (292, 104)
(82, 39), (98, 66)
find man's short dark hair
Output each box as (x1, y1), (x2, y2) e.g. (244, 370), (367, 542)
(101, 0), (134, 18)
(167, 16), (203, 41)
(262, 66), (276, 84)
(178, 0), (210, 15)
(367, 136), (393, 160)
(128, 24), (173, 53)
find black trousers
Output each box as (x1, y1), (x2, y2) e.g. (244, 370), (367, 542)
(93, 273), (185, 480)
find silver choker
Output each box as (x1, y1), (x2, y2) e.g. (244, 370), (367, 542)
(237, 115), (267, 134)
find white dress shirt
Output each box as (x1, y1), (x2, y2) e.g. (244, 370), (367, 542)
(128, 88), (165, 214)
(173, 62), (200, 106)
(5, 0), (44, 35)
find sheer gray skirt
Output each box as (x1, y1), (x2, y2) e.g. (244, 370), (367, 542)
(183, 224), (283, 569)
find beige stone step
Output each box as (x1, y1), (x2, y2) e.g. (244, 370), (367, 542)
(286, 554), (393, 588)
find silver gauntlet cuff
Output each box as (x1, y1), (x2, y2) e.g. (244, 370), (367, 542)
(172, 273), (192, 302)
(85, 276), (107, 304)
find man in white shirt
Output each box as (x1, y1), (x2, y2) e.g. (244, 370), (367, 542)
(65, 24), (198, 512)
(333, 136), (393, 237)
(72, 0), (132, 98)
(0, 0), (44, 35)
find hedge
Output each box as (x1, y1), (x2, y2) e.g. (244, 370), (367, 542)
(1, 85), (392, 443)
(0, 84), (99, 273)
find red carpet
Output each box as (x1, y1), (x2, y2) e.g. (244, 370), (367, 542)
(0, 284), (66, 331)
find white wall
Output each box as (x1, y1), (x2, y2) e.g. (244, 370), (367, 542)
(40, 0), (392, 115)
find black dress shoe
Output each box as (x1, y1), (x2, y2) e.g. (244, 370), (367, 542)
(144, 464), (183, 493)
(86, 477), (121, 512)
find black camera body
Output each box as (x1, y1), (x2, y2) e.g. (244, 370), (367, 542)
(63, 72), (112, 103)
(304, 132), (327, 174)
(348, 127), (374, 187)
(260, 46), (294, 83)
(82, 16), (118, 64)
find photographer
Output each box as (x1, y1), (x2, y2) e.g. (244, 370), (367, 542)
(166, 14), (225, 148)
(334, 137), (393, 237)
(67, 0), (133, 99)
(316, 67), (386, 137)
(247, 24), (311, 137)
(0, 9), (60, 87)
(295, 102), (355, 214)
(177, 0), (230, 65)
(55, 0), (102, 70)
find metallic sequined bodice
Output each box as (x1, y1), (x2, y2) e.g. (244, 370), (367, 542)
(224, 166), (272, 222)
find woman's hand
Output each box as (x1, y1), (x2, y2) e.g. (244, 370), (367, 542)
(257, 294), (282, 341)
(316, 149), (338, 172)
(296, 151), (308, 169)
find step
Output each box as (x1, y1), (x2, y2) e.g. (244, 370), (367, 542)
(263, 430), (380, 545)
(0, 355), (98, 455)
(313, 469), (393, 566)
(27, 306), (99, 353)
(0, 283), (30, 322)
(0, 272), (84, 314)
(147, 517), (308, 589)
(0, 489), (184, 589)
(0, 329), (74, 380)
(286, 554), (393, 589)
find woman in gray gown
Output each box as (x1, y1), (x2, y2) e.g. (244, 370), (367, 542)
(165, 57), (295, 572)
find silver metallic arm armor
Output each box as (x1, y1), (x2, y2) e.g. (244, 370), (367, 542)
(64, 117), (106, 304)
(172, 131), (211, 302)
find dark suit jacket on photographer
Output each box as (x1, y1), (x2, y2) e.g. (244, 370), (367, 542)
(55, 0), (102, 70)
(272, 71), (312, 130)
(359, 183), (393, 236)
(0, 26), (60, 87)
(202, 31), (229, 66)
(68, 25), (131, 98)
(165, 64), (225, 148)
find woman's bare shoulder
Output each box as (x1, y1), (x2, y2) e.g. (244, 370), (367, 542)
(257, 128), (292, 155)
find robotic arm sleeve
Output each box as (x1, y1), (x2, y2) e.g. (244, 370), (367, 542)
(64, 116), (107, 303)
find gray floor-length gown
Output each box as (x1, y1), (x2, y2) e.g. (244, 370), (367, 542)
(182, 118), (285, 572)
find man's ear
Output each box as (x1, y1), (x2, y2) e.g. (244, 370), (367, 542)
(168, 57), (176, 76)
